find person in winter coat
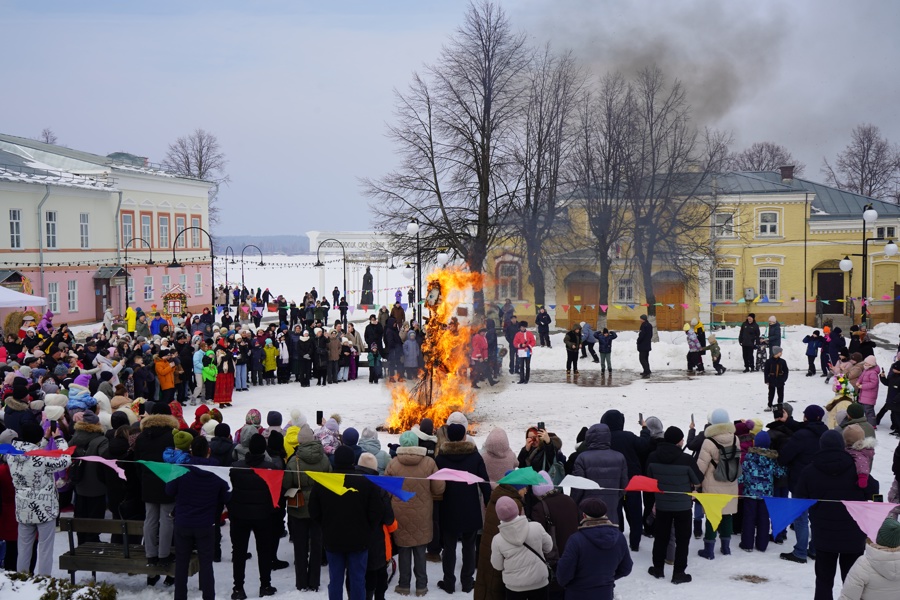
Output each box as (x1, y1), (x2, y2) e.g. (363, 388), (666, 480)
(283, 424), (331, 592)
(645, 426), (701, 583)
(261, 338), (279, 385)
(691, 318), (707, 371)
(356, 453), (397, 600)
(875, 358), (900, 433)
(856, 355), (880, 427)
(412, 418), (438, 458)
(555, 498), (633, 600)
(778, 404), (828, 563)
(481, 428), (519, 488)
(69, 410), (109, 542)
(803, 331), (824, 376)
(593, 329), (618, 374)
(563, 325), (581, 375)
(504, 315), (520, 374)
(528, 471), (581, 600)
(684, 323), (702, 372)
(125, 305), (137, 334)
(310, 445), (386, 600)
(797, 430), (871, 599)
(738, 313), (761, 372)
(384, 318), (404, 382)
(135, 313), (151, 339)
(700, 334), (726, 375)
(6, 422), (72, 575)
(513, 322), (536, 384)
(229, 434), (278, 599)
(737, 431), (785, 552)
(826, 328), (848, 381)
(600, 409), (650, 551)
(766, 316), (782, 358)
(3, 382), (37, 436)
(571, 423), (627, 525)
(403, 330), (421, 381)
(842, 424), (875, 489)
(764, 346), (790, 410)
(580, 322), (599, 362)
(490, 496), (554, 598)
(517, 426), (563, 475)
(209, 423), (234, 467)
(385, 431), (445, 596)
(838, 517), (900, 600)
(695, 409), (740, 558)
(474, 482), (525, 600)
(535, 308), (552, 348)
(637, 315), (653, 377)
(435, 423), (491, 594)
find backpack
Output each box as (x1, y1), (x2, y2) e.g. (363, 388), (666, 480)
(538, 497), (561, 571)
(709, 435), (741, 482)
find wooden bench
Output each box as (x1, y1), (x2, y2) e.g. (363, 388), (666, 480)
(58, 517), (199, 584)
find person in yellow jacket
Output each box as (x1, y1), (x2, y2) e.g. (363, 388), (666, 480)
(125, 306), (137, 335)
(262, 338), (280, 385)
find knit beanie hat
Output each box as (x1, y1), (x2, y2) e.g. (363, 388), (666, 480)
(419, 418), (435, 436)
(44, 405), (65, 421)
(846, 403), (864, 420)
(334, 445), (355, 468)
(580, 498), (608, 519)
(709, 408), (730, 425)
(343, 427), (360, 446)
(245, 409), (262, 426)
(53, 364), (69, 378)
(248, 433), (267, 456)
(447, 423), (466, 442)
(495, 496), (519, 523)
(771, 346), (783, 356)
(325, 418), (340, 432)
(80, 409), (100, 425)
(782, 402), (794, 416)
(664, 426), (684, 445)
(298, 424), (315, 444)
(110, 411), (130, 431)
(819, 429), (844, 450)
(266, 411), (282, 427)
(842, 424), (865, 447)
(214, 423), (231, 438)
(803, 404), (825, 422)
(12, 385), (28, 401)
(361, 427), (378, 440)
(399, 431), (419, 447)
(73, 373), (91, 388)
(753, 431), (771, 449)
(358, 452), (378, 471)
(173, 430), (193, 451)
(876, 518), (900, 548)
(208, 408), (223, 423)
(290, 409), (307, 428)
(531, 470), (554, 498)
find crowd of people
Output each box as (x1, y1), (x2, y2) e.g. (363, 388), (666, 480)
(1, 296), (900, 600)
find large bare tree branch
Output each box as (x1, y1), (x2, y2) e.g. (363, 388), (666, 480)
(822, 124), (900, 202)
(163, 128), (231, 226)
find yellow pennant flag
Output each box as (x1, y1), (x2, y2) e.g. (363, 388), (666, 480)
(752, 294), (760, 303)
(307, 471), (357, 496)
(614, 305), (623, 310)
(690, 493), (735, 532)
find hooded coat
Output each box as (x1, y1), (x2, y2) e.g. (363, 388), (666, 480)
(475, 485), (524, 600)
(600, 409), (650, 479)
(69, 421), (110, 498)
(358, 436), (390, 475)
(402, 331), (420, 369)
(778, 420), (828, 493)
(646, 441), (702, 512)
(489, 516), (553, 593)
(7, 438), (72, 524)
(856, 363), (881, 406)
(435, 440), (491, 534)
(838, 541), (900, 600)
(696, 421), (740, 513)
(384, 446), (444, 547)
(283, 436), (332, 520)
(480, 428), (519, 487)
(571, 424), (627, 523)
(134, 414), (179, 504)
(555, 517), (633, 600)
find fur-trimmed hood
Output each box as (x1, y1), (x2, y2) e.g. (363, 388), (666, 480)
(439, 440), (476, 455)
(850, 436), (878, 452)
(748, 447), (778, 459)
(140, 414), (179, 430)
(704, 421), (737, 440)
(4, 397), (30, 412)
(74, 422), (104, 434)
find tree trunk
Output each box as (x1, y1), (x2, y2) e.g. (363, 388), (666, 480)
(468, 239), (488, 317)
(641, 262), (660, 342)
(597, 253), (611, 331)
(527, 247), (545, 312)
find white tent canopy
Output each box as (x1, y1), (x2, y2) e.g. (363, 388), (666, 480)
(0, 285), (48, 308)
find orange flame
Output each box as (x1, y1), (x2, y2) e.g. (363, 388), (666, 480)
(385, 267), (484, 432)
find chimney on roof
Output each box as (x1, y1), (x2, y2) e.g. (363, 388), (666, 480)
(779, 165), (794, 182)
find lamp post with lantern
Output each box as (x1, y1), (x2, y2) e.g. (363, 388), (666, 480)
(405, 220), (450, 321)
(839, 204), (899, 325)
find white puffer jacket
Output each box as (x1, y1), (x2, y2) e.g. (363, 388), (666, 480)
(7, 438), (72, 524)
(490, 516), (553, 592)
(839, 541), (900, 600)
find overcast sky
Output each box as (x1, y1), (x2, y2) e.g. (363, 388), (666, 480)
(2, 0), (898, 235)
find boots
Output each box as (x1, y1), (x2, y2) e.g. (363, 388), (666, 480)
(693, 519), (703, 539)
(720, 537), (732, 555)
(697, 540), (715, 560)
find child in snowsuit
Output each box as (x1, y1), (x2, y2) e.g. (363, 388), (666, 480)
(841, 424), (876, 489)
(802, 331), (823, 376)
(202, 351), (217, 402)
(763, 346), (789, 411)
(593, 329), (618, 374)
(368, 343), (382, 384)
(700, 334), (726, 375)
(737, 431), (785, 552)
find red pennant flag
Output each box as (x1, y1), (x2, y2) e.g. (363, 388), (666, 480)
(26, 446), (77, 457)
(253, 468), (285, 508)
(561, 305), (570, 312)
(624, 475), (661, 493)
(361, 305), (368, 311)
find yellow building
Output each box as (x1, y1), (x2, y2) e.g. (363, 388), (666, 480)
(486, 168), (900, 330)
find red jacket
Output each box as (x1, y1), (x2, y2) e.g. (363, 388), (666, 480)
(513, 331), (536, 351)
(471, 334), (488, 360)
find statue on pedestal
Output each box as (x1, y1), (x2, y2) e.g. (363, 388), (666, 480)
(360, 266), (374, 305)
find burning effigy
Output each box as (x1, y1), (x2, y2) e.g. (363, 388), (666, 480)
(384, 267), (483, 432)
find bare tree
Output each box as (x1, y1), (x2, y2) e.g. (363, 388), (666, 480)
(163, 128), (230, 226)
(727, 141), (805, 174)
(364, 1), (530, 314)
(822, 124), (900, 202)
(507, 46), (583, 308)
(621, 67), (731, 332)
(570, 73), (633, 329)
(39, 128), (58, 144)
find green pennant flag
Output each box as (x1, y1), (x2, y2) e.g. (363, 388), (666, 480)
(138, 460), (189, 483)
(498, 468), (547, 486)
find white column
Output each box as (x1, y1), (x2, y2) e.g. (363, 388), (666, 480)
(544, 264), (558, 326)
(699, 259), (712, 325)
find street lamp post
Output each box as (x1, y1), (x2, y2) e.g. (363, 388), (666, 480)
(314, 238), (347, 326)
(404, 220), (450, 321)
(224, 246), (236, 290)
(123, 237), (153, 310)
(169, 226), (215, 308)
(240, 244), (264, 289)
(839, 204), (899, 325)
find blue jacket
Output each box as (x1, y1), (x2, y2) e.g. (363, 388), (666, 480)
(802, 335), (823, 357)
(581, 324), (595, 343)
(556, 520), (633, 600)
(192, 349), (206, 373)
(593, 331), (617, 354)
(67, 386), (97, 413)
(150, 317), (165, 336)
(738, 448), (785, 498)
(165, 465), (231, 528)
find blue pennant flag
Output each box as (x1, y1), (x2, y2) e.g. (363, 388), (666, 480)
(821, 300), (830, 305)
(548, 305), (556, 310)
(0, 444), (26, 456)
(765, 497), (817, 537)
(365, 475), (415, 502)
(627, 304), (636, 310)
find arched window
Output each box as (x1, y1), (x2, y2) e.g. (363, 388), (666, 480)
(496, 261), (521, 300)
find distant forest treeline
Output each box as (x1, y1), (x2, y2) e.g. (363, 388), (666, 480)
(212, 235), (310, 256)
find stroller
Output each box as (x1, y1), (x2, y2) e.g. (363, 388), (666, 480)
(755, 337), (769, 372)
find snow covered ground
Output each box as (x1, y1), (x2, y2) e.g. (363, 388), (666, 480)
(41, 323), (900, 599)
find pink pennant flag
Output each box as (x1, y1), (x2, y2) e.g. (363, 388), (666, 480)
(842, 501), (900, 541)
(428, 468), (485, 485)
(348, 306), (355, 314)
(524, 302), (530, 309)
(600, 305), (608, 313)
(883, 294), (892, 300)
(76, 455), (127, 480)
(680, 303), (689, 309)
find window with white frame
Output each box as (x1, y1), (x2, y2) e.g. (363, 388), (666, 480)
(496, 262), (520, 300)
(79, 213), (90, 249)
(713, 212), (735, 238)
(47, 282), (59, 313)
(714, 268), (734, 302)
(175, 216), (186, 248)
(67, 280), (78, 312)
(161, 274), (170, 293)
(141, 214), (151, 242)
(759, 268), (779, 301)
(191, 217), (201, 247)
(9, 209), (21, 249)
(144, 276), (153, 301)
(127, 277), (135, 303)
(616, 278), (634, 302)
(758, 211), (778, 236)
(122, 214), (133, 246)
(194, 272), (203, 296)
(159, 216), (169, 248)
(179, 274), (187, 291)
(45, 211), (57, 248)
(876, 226), (897, 240)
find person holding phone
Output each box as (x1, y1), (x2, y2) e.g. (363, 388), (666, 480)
(518, 426), (562, 474)
(513, 322), (536, 384)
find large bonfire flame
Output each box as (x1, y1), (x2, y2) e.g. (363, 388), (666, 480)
(385, 267), (483, 433)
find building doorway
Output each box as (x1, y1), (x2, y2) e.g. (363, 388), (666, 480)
(816, 272), (844, 314)
(565, 271), (600, 330)
(652, 271), (684, 331)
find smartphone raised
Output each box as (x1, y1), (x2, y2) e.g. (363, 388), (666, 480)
(537, 422), (545, 431)
(316, 410), (324, 426)
(638, 412), (644, 425)
(873, 494), (884, 503)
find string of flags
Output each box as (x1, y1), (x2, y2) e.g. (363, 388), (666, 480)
(0, 447), (892, 539)
(501, 295), (898, 313)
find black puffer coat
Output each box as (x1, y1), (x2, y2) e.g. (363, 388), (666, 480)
(435, 440), (491, 534)
(600, 410), (650, 479)
(571, 424), (627, 524)
(134, 414), (178, 504)
(777, 420), (827, 493)
(228, 453), (276, 520)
